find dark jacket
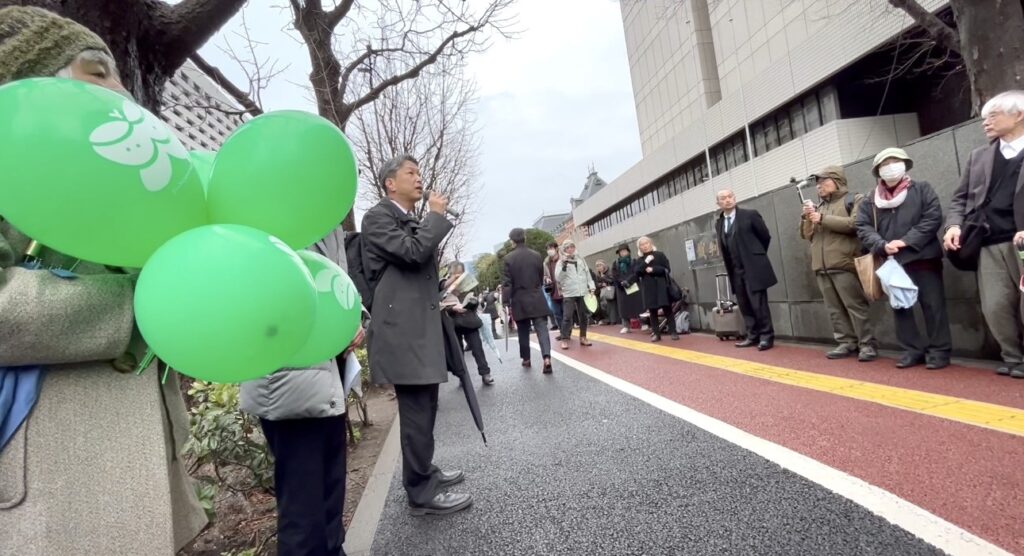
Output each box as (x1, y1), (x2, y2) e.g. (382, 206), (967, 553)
(715, 207), (778, 292)
(361, 200), (453, 385)
(946, 141), (1024, 233)
(611, 254), (643, 319)
(635, 250), (672, 309)
(502, 245), (551, 321)
(856, 180), (943, 265)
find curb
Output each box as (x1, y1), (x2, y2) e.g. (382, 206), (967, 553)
(342, 416), (401, 556)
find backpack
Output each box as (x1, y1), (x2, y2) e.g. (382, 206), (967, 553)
(344, 232), (378, 312)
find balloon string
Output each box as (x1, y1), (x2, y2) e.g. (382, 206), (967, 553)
(161, 365), (170, 385)
(134, 348), (156, 375)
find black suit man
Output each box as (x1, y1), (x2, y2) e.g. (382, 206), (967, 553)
(501, 228), (554, 373)
(361, 154), (471, 516)
(715, 189), (778, 350)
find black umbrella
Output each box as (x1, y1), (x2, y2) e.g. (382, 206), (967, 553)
(439, 310), (487, 445)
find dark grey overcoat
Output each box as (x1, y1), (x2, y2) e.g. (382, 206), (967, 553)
(361, 200), (453, 385)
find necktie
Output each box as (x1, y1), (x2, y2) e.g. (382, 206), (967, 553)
(726, 215), (733, 234)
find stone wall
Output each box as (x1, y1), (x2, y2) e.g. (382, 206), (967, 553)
(586, 119), (1001, 358)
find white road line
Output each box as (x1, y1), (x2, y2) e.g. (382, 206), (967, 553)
(532, 341), (1010, 556)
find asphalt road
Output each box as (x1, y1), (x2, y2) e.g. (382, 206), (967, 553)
(370, 341), (940, 556)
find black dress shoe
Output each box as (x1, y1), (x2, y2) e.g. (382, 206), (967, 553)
(895, 354), (925, 369)
(408, 492), (473, 516)
(543, 359), (553, 374)
(925, 357), (950, 370)
(439, 469), (465, 487)
(522, 359), (531, 368)
(481, 374), (494, 385)
(757, 341), (773, 351)
(735, 339), (757, 348)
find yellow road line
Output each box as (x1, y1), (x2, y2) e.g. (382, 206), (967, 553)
(587, 332), (1024, 438)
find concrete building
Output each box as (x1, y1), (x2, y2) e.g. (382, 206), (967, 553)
(160, 60), (248, 151)
(573, 1), (999, 357)
(575, 0), (965, 255)
(533, 212), (572, 237)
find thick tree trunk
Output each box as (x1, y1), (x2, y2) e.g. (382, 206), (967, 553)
(950, 0), (1024, 111)
(0, 0), (245, 111)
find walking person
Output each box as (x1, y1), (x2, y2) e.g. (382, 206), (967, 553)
(543, 241), (565, 335)
(944, 90), (1024, 378)
(635, 236), (679, 342)
(715, 189), (778, 350)
(361, 154), (471, 515)
(442, 262), (494, 385)
(800, 166), (879, 362)
(556, 240), (596, 349)
(241, 310), (365, 555)
(611, 243), (644, 333)
(856, 148), (952, 370)
(481, 288), (500, 338)
(502, 228), (555, 373)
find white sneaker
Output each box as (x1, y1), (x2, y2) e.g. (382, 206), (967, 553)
(641, 324), (650, 331)
(619, 327), (629, 334)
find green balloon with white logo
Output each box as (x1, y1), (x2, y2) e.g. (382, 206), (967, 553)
(284, 250), (363, 368)
(0, 78), (207, 267)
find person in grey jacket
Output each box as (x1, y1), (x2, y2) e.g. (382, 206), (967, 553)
(240, 232), (363, 556)
(856, 148), (951, 370)
(556, 239), (595, 349)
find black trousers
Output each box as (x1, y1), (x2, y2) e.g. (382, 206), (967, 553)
(393, 384), (441, 506)
(516, 316), (552, 360)
(893, 267), (952, 359)
(260, 415), (347, 556)
(561, 296), (588, 340)
(456, 327), (490, 375)
(733, 270), (774, 341)
(651, 305), (677, 336)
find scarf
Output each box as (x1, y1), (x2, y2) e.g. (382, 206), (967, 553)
(874, 176), (911, 209)
(615, 255), (631, 275)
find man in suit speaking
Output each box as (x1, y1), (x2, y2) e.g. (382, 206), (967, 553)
(715, 189), (778, 351)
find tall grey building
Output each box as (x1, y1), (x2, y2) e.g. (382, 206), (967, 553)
(575, 0), (965, 255)
(160, 60), (248, 151)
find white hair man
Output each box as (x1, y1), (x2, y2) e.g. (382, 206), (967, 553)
(944, 90), (1024, 378)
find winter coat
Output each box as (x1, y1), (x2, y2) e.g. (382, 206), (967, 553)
(361, 200), (453, 386)
(946, 141), (1024, 232)
(611, 254), (643, 319)
(856, 180), (944, 265)
(716, 207), (779, 292)
(241, 232), (364, 421)
(635, 250), (673, 309)
(502, 245), (551, 321)
(556, 256), (595, 298)
(0, 222), (206, 554)
(543, 255), (563, 300)
(800, 181), (866, 273)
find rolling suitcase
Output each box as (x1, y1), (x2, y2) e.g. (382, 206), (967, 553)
(710, 273), (744, 340)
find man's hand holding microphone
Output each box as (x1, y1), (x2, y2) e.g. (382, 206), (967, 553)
(424, 189), (459, 218)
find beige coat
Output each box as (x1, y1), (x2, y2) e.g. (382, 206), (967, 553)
(0, 222), (207, 554)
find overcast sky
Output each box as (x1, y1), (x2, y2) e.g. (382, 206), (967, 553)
(198, 0), (642, 258)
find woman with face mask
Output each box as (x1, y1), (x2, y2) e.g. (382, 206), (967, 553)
(855, 147), (952, 371)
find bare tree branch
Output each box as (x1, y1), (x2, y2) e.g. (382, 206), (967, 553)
(886, 0), (961, 54)
(189, 53), (264, 115)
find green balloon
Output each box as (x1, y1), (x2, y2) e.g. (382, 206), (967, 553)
(206, 110), (358, 249)
(189, 150), (216, 194)
(0, 78), (207, 267)
(134, 224), (317, 383)
(285, 251), (363, 367)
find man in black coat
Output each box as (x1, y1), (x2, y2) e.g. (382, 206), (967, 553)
(501, 228), (554, 373)
(715, 189), (778, 350)
(361, 154), (471, 515)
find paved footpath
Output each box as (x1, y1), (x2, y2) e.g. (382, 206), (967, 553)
(365, 326), (1023, 555)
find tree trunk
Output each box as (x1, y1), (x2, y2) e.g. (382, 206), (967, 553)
(0, 0), (246, 111)
(950, 0), (1024, 111)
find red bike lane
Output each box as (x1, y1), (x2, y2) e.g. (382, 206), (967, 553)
(553, 326), (1024, 554)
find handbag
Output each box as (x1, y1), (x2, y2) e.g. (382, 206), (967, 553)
(946, 204), (990, 271)
(855, 204), (885, 301)
(452, 310), (483, 330)
(600, 286), (616, 301)
(667, 273), (683, 303)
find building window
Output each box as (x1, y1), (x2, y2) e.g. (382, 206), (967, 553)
(776, 112), (792, 144)
(803, 93), (822, 131)
(820, 85), (839, 125)
(790, 101), (806, 138)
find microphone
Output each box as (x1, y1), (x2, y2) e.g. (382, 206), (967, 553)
(423, 190), (461, 218)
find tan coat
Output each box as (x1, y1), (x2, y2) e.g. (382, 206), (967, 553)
(0, 222), (206, 554)
(800, 181), (865, 273)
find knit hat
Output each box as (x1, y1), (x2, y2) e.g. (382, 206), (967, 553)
(560, 239), (576, 252)
(871, 147), (913, 178)
(0, 6), (112, 84)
